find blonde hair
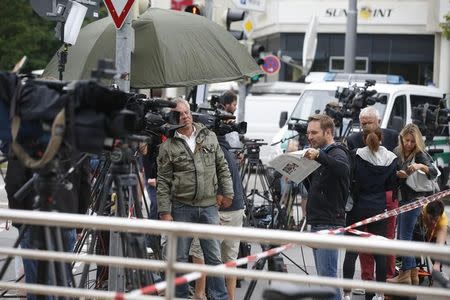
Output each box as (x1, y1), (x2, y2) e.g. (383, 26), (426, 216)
(398, 123), (426, 160)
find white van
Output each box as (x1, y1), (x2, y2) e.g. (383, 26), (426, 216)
(244, 81), (308, 164)
(271, 78), (449, 185)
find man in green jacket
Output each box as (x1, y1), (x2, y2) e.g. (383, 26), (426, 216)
(157, 98), (233, 300)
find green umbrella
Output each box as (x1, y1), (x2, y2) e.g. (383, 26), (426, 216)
(43, 8), (262, 88)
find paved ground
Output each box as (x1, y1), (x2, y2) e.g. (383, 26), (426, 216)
(0, 171), (449, 299)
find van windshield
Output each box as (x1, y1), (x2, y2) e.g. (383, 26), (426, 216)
(290, 89), (388, 121)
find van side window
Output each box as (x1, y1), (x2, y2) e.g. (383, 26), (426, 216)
(387, 95), (406, 131)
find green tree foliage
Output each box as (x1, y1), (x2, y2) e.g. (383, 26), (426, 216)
(0, 0), (61, 73)
(442, 11), (450, 39)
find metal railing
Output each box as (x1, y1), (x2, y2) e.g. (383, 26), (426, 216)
(0, 208), (449, 299)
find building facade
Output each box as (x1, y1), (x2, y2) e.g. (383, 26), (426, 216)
(243, 0), (449, 92)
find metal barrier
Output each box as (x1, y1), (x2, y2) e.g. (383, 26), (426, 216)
(0, 208), (449, 299)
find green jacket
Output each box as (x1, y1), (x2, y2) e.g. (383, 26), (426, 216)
(157, 123), (234, 213)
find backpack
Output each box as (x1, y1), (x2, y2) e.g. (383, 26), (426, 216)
(345, 149), (358, 212)
(323, 143), (355, 212)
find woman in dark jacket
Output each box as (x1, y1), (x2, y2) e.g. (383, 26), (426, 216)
(388, 123), (438, 285)
(343, 128), (397, 300)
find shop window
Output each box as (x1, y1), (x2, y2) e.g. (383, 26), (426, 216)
(329, 56), (368, 73)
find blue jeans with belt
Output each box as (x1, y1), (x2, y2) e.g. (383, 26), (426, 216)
(171, 201), (228, 300)
(311, 224), (342, 300)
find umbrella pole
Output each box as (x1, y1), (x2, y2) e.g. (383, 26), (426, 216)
(57, 44), (69, 81)
(56, 21), (69, 81)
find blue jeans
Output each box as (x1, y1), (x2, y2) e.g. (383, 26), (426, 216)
(146, 184), (158, 220)
(171, 202), (227, 300)
(311, 224), (342, 300)
(397, 203), (421, 270)
(20, 226), (76, 300)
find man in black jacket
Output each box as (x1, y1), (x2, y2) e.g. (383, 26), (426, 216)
(304, 114), (350, 300)
(345, 106), (399, 289)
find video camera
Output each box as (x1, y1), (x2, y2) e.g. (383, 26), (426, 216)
(412, 99), (450, 143)
(0, 61), (181, 161)
(287, 118), (309, 149)
(333, 80), (387, 122)
(193, 108), (247, 136)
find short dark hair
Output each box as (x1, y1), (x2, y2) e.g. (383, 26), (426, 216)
(308, 114), (335, 133)
(426, 200), (444, 218)
(220, 90), (237, 105)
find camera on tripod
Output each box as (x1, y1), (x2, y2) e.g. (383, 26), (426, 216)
(287, 118), (309, 149)
(243, 138), (267, 161)
(333, 80), (387, 122)
(193, 107), (247, 136)
(412, 99), (450, 143)
(0, 59), (181, 158)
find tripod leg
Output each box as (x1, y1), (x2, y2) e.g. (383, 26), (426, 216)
(78, 229), (96, 289)
(108, 175), (126, 292)
(54, 226), (71, 288)
(243, 257), (267, 300)
(0, 224), (28, 280)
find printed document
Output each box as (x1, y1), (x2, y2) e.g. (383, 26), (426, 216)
(269, 150), (320, 183)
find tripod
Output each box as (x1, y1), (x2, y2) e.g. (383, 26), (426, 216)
(0, 152), (88, 300)
(75, 141), (158, 292)
(240, 141), (277, 228)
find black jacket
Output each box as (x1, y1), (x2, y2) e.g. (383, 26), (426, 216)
(352, 148), (398, 211)
(217, 136), (244, 211)
(346, 128), (398, 151)
(304, 143), (350, 226)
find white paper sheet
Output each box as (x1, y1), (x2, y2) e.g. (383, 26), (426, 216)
(268, 150), (321, 183)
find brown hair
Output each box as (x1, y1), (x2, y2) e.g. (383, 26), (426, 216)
(308, 114), (334, 134)
(398, 123), (426, 161)
(426, 200), (444, 218)
(363, 128), (382, 152)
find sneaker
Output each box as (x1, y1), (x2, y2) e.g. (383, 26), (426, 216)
(343, 293), (351, 300)
(372, 293), (384, 300)
(352, 288), (365, 295)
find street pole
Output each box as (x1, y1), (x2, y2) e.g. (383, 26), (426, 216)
(115, 13), (133, 92)
(237, 81), (247, 122)
(109, 6), (134, 292)
(194, 0), (213, 108)
(344, 0), (357, 73)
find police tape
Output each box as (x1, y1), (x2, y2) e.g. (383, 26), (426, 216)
(120, 189), (450, 298)
(123, 243), (294, 298)
(346, 228), (387, 239)
(318, 189), (450, 236)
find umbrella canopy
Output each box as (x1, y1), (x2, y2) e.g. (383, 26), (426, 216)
(43, 8), (262, 88)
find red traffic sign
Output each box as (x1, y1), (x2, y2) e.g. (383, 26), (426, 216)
(261, 54), (281, 75)
(104, 0), (136, 29)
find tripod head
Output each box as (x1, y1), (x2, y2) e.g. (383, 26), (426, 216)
(243, 139), (267, 162)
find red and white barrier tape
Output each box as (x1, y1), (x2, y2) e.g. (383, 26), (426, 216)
(123, 243), (294, 298)
(346, 228), (387, 239)
(118, 190), (450, 298)
(318, 189), (450, 236)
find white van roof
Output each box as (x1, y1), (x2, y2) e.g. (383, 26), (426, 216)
(249, 81), (308, 95)
(303, 81), (445, 97)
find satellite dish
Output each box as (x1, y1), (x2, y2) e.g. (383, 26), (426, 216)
(302, 15), (318, 75)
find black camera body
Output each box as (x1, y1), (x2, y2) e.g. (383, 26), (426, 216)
(412, 100), (450, 142)
(334, 80), (386, 122)
(193, 108), (247, 136)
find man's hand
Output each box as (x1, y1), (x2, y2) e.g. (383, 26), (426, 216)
(304, 148), (319, 160)
(221, 196), (232, 208)
(159, 213), (173, 221)
(148, 178), (157, 187)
